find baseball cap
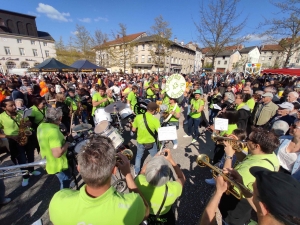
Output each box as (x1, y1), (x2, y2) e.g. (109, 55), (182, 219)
(262, 92), (273, 98)
(194, 90), (202, 95)
(250, 167), (300, 224)
(278, 102), (294, 111)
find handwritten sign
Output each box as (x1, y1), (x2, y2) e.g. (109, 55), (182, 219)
(214, 118), (228, 131)
(165, 74), (186, 98)
(158, 126), (177, 141)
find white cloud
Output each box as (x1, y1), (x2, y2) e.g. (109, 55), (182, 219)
(78, 18), (91, 23)
(245, 34), (270, 42)
(36, 3), (72, 22)
(71, 31), (79, 35)
(94, 17), (108, 22)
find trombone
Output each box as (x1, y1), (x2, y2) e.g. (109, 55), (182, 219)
(196, 154), (252, 199)
(211, 133), (247, 152)
(0, 159), (46, 179)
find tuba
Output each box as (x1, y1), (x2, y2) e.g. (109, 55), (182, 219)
(211, 133), (247, 152)
(196, 154), (252, 199)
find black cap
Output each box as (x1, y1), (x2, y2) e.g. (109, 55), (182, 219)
(250, 167), (300, 223)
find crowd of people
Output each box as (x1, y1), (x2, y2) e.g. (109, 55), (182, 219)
(0, 71), (299, 225)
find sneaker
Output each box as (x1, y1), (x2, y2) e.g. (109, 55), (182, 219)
(173, 144), (178, 149)
(183, 134), (191, 138)
(31, 170), (41, 176)
(191, 139), (197, 143)
(0, 197), (11, 205)
(205, 178), (216, 185)
(22, 178), (29, 187)
(183, 121), (188, 125)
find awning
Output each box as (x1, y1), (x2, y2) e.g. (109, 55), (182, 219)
(261, 69), (300, 76)
(132, 64), (153, 68)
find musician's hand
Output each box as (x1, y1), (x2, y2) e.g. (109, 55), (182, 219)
(116, 152), (131, 176)
(224, 140), (235, 156)
(66, 135), (74, 143)
(215, 176), (228, 194)
(223, 168), (243, 185)
(170, 111), (175, 115)
(163, 149), (175, 165)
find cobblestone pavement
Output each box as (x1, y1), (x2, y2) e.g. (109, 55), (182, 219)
(0, 110), (217, 225)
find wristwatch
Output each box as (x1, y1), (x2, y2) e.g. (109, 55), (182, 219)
(225, 155), (233, 160)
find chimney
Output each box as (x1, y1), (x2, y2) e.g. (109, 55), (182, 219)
(181, 41), (184, 45)
(117, 34), (120, 39)
(174, 37), (177, 43)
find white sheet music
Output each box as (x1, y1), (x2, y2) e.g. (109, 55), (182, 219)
(158, 126), (177, 141)
(214, 118), (228, 131)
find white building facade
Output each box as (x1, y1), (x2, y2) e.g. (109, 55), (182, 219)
(0, 9), (56, 73)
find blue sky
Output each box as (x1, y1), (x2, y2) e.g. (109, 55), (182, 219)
(1, 0), (286, 47)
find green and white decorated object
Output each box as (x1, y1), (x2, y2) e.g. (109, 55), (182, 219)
(165, 73), (186, 99)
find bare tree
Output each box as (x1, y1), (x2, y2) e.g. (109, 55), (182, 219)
(260, 0), (300, 67)
(194, 0), (248, 69)
(55, 36), (81, 65)
(149, 15), (172, 73)
(92, 29), (109, 67)
(73, 24), (95, 62)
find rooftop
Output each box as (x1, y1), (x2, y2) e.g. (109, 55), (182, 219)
(0, 9), (36, 18)
(239, 46), (258, 53)
(261, 44), (284, 51)
(101, 32), (146, 47)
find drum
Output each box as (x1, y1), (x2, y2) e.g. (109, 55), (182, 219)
(134, 99), (151, 115)
(74, 139), (90, 154)
(94, 120), (124, 149)
(119, 106), (133, 120)
(94, 108), (112, 125)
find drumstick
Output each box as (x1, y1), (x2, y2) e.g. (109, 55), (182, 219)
(69, 112), (75, 136)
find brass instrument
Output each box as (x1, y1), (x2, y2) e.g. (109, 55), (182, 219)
(211, 133), (247, 152)
(0, 159), (46, 179)
(196, 154), (252, 199)
(116, 149), (133, 162)
(17, 118), (32, 146)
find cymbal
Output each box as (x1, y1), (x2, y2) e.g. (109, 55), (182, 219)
(72, 124), (92, 132)
(104, 101), (127, 113)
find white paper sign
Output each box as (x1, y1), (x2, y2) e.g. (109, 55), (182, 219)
(158, 126), (177, 141)
(214, 118), (228, 131)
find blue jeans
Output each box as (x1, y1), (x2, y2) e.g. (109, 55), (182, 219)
(187, 117), (201, 139)
(135, 143), (158, 174)
(55, 169), (71, 190)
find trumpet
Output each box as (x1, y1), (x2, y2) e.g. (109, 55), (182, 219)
(211, 133), (247, 152)
(0, 159), (46, 179)
(196, 154), (252, 199)
(116, 149), (133, 162)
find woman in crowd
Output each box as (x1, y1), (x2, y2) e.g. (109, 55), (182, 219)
(44, 85), (56, 105)
(275, 120), (300, 181)
(234, 92), (251, 130)
(208, 87), (222, 124)
(29, 97), (47, 131)
(55, 93), (70, 133)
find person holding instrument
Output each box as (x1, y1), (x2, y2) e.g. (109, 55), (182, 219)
(218, 127), (280, 225)
(29, 97), (46, 131)
(135, 149), (185, 225)
(0, 99), (40, 187)
(199, 167), (300, 225)
(49, 135), (149, 225)
(37, 107), (71, 190)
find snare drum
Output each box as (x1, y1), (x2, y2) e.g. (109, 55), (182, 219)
(74, 139), (90, 154)
(94, 108), (112, 125)
(119, 106), (133, 120)
(94, 120), (124, 149)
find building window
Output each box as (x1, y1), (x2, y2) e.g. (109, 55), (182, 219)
(33, 49), (38, 56)
(269, 57), (272, 61)
(224, 60), (227, 65)
(45, 50), (49, 57)
(261, 57), (265, 61)
(6, 61), (16, 69)
(141, 55), (145, 63)
(4, 47), (11, 55)
(297, 59), (300, 64)
(142, 44), (145, 50)
(135, 46), (138, 51)
(148, 44), (152, 50)
(222, 56), (225, 60)
(17, 39), (22, 43)
(43, 42), (47, 46)
(276, 57), (279, 60)
(135, 55), (138, 63)
(19, 48), (25, 56)
(31, 40), (35, 45)
(171, 57), (174, 63)
(34, 62), (40, 66)
(21, 62), (30, 68)
(217, 61), (221, 65)
(148, 56), (151, 63)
